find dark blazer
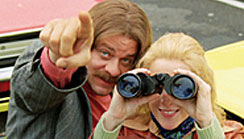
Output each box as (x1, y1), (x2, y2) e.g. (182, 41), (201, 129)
(6, 41), (92, 139)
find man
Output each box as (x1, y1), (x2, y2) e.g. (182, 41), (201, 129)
(6, 0), (152, 138)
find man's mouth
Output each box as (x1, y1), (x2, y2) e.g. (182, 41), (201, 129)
(94, 71), (117, 84)
(99, 77), (113, 84)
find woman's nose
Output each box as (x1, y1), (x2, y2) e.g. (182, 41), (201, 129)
(160, 91), (173, 106)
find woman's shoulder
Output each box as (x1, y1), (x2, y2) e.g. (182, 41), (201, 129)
(223, 120), (244, 139)
(118, 126), (158, 139)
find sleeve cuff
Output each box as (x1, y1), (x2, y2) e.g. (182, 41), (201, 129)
(93, 113), (123, 139)
(40, 47), (78, 88)
(195, 114), (225, 139)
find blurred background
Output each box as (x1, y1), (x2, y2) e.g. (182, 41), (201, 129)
(129, 0), (244, 50)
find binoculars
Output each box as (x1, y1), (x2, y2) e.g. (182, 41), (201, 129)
(117, 72), (197, 100)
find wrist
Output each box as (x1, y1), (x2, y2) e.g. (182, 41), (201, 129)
(103, 111), (124, 131)
(196, 112), (214, 128)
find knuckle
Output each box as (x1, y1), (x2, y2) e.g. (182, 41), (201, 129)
(70, 17), (79, 22)
(49, 47), (59, 54)
(68, 17), (80, 29)
(61, 34), (74, 44)
(49, 38), (60, 47)
(50, 18), (62, 24)
(39, 31), (49, 42)
(60, 47), (72, 57)
(39, 34), (47, 42)
(60, 50), (70, 57)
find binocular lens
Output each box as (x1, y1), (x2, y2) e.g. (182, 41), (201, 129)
(117, 74), (141, 98)
(172, 76), (196, 99)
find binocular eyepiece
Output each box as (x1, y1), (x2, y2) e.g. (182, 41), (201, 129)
(116, 72), (197, 100)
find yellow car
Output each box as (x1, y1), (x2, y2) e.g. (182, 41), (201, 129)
(206, 40), (244, 122)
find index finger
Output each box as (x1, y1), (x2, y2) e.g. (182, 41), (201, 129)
(78, 12), (94, 39)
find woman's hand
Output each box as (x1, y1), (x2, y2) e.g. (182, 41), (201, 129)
(167, 69), (214, 128)
(103, 68), (158, 131)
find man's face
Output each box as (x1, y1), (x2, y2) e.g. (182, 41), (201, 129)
(87, 35), (138, 96)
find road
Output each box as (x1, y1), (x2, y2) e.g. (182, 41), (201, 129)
(129, 0), (244, 50)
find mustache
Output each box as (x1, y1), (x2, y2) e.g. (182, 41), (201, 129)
(93, 71), (117, 83)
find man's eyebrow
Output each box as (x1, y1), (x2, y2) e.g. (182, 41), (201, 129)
(98, 42), (115, 51)
(127, 54), (137, 58)
(98, 42), (137, 58)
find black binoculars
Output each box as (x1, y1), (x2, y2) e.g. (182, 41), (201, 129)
(116, 72), (197, 100)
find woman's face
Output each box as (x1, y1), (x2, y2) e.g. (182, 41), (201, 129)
(149, 58), (191, 130)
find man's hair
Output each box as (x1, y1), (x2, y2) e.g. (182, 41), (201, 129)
(89, 0), (152, 67)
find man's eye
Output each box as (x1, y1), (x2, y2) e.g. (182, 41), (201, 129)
(101, 51), (109, 57)
(122, 58), (132, 65)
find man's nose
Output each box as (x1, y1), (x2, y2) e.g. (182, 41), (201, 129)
(105, 59), (121, 77)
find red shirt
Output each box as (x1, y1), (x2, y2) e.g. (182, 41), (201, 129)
(83, 83), (111, 130)
(40, 47), (77, 88)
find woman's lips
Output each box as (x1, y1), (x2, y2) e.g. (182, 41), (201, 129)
(160, 109), (179, 118)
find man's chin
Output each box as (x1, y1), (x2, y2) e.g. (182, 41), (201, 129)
(93, 87), (113, 96)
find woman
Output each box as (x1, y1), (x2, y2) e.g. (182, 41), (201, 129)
(118, 33), (244, 138)
(93, 33), (244, 139)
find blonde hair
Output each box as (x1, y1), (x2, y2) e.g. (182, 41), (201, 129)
(136, 32), (226, 125)
(89, 0), (152, 67)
